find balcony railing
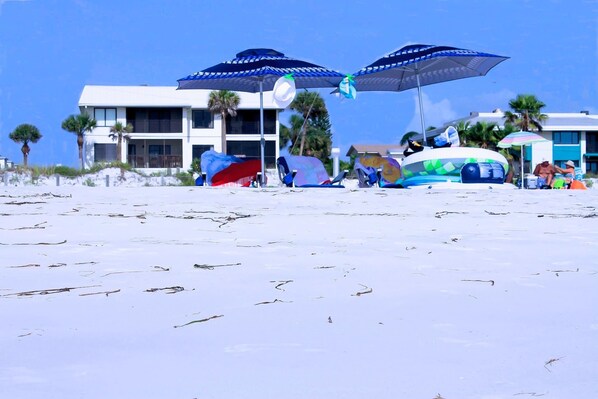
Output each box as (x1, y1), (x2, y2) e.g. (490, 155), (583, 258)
(128, 155), (182, 169)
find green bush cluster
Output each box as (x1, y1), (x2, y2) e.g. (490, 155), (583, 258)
(176, 171), (196, 186)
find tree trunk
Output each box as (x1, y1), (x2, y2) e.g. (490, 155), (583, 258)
(77, 134), (84, 170)
(21, 143), (30, 168)
(117, 135), (122, 163)
(299, 125), (307, 156)
(221, 112), (227, 155)
(505, 159), (514, 183)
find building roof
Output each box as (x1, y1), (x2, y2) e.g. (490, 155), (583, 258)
(78, 85), (280, 109)
(423, 110), (598, 139)
(346, 144), (406, 157)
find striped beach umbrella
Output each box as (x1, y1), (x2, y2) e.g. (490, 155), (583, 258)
(351, 44), (509, 142)
(497, 131), (549, 189)
(177, 49), (345, 186)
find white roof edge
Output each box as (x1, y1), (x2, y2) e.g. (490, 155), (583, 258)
(78, 84), (277, 109)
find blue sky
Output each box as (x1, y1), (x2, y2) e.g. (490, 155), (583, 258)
(0, 0), (597, 167)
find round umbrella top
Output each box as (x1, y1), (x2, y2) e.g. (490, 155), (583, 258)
(177, 48), (345, 93)
(353, 43), (509, 92)
(497, 131), (548, 148)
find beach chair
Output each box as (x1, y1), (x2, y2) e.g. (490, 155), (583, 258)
(354, 155), (403, 188)
(354, 161), (379, 187)
(276, 155), (347, 188)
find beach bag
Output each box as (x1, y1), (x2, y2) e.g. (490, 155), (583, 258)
(570, 180), (587, 190)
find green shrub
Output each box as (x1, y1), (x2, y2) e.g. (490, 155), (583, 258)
(189, 158), (201, 174)
(87, 161), (132, 174)
(54, 165), (81, 177)
(176, 171), (196, 186)
(83, 177), (96, 187)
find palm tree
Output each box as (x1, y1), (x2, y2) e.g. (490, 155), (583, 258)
(503, 94), (548, 132)
(9, 123), (42, 168)
(303, 113), (332, 160)
(454, 121), (471, 145)
(503, 95), (548, 183)
(62, 113), (97, 170)
(495, 124), (518, 183)
(289, 91), (327, 156)
(462, 121), (499, 149)
(208, 90), (240, 154)
(109, 122), (134, 163)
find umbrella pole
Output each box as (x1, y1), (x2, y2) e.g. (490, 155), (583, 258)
(416, 70), (427, 144)
(259, 80), (266, 187)
(520, 145), (524, 189)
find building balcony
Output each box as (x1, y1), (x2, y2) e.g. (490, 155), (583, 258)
(128, 155), (182, 169)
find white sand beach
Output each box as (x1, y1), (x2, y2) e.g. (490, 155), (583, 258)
(1, 185), (597, 399)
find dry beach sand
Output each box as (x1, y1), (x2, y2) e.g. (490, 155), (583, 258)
(1, 185), (597, 399)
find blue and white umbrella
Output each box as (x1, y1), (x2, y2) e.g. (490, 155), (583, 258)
(352, 44), (509, 142)
(178, 49), (345, 185)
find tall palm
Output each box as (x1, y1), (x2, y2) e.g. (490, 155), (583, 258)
(496, 124), (518, 183)
(9, 123), (42, 168)
(62, 113), (97, 170)
(503, 94), (547, 132)
(289, 91), (327, 156)
(208, 90), (240, 155)
(109, 122), (134, 163)
(463, 121), (499, 149)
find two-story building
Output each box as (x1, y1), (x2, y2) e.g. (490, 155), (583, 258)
(78, 85), (281, 171)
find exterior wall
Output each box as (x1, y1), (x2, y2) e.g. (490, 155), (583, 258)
(79, 86), (280, 171)
(530, 137), (552, 168)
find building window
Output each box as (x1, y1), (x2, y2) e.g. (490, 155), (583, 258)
(126, 108), (182, 133)
(226, 140), (276, 166)
(192, 110), (213, 128)
(94, 108), (117, 127)
(227, 110), (277, 135)
(192, 145), (213, 161)
(553, 132), (580, 144)
(554, 160), (578, 168)
(94, 143), (116, 162)
(587, 133), (598, 153)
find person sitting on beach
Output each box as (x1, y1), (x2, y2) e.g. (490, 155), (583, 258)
(554, 160), (575, 188)
(533, 159), (555, 189)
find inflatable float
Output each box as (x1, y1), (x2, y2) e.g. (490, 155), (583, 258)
(399, 147), (510, 188)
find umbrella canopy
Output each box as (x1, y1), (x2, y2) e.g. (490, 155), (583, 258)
(352, 44), (509, 142)
(177, 49), (345, 186)
(497, 131), (548, 148)
(497, 131), (549, 189)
